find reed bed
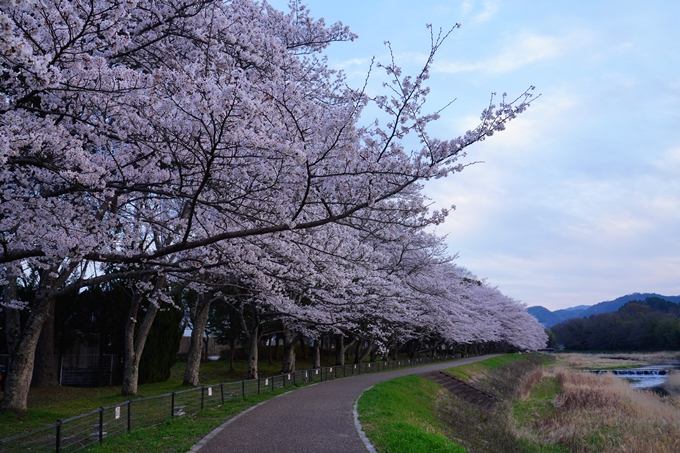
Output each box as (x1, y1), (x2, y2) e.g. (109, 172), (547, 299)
(661, 370), (680, 397)
(521, 367), (680, 453)
(556, 351), (680, 371)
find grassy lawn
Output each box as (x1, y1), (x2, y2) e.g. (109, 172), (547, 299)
(83, 387), (295, 453)
(358, 374), (467, 453)
(444, 353), (528, 381)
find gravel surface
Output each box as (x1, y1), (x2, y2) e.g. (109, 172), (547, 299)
(191, 355), (496, 453)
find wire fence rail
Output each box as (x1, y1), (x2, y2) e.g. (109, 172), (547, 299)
(0, 354), (464, 452)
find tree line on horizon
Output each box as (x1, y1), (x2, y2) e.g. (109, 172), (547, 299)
(551, 297), (680, 351)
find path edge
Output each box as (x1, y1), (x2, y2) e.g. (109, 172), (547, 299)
(186, 383), (319, 453)
(353, 387), (378, 453)
(186, 398), (270, 453)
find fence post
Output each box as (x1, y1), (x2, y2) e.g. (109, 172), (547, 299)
(293, 372), (296, 386)
(171, 392), (175, 418)
(98, 407), (104, 444)
(220, 383), (224, 404)
(271, 377), (274, 392)
(127, 400), (131, 433)
(242, 380), (245, 398)
(258, 378), (261, 394)
(55, 420), (62, 453)
(201, 386), (205, 410)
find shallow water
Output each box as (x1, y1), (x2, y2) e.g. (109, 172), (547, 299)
(587, 362), (680, 389)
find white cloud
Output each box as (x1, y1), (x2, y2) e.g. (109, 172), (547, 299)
(332, 57), (369, 70)
(473, 0), (499, 23)
(460, 0), (500, 23)
(434, 31), (591, 74)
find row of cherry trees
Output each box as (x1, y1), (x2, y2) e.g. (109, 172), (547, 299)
(0, 0), (544, 410)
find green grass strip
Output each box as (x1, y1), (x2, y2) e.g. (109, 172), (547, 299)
(358, 375), (467, 453)
(444, 353), (527, 381)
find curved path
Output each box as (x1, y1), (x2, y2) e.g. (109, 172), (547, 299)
(190, 355), (496, 453)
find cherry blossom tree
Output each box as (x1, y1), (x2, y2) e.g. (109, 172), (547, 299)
(1, 0), (535, 410)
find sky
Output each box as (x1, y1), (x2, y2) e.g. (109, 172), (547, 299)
(267, 0), (680, 311)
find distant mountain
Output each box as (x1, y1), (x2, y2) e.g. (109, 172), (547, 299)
(554, 305), (589, 319)
(527, 306), (570, 328)
(527, 294), (680, 328)
(580, 293), (680, 317)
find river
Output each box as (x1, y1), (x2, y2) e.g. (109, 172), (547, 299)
(586, 362), (680, 389)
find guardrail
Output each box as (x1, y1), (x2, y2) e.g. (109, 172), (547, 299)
(0, 354), (463, 452)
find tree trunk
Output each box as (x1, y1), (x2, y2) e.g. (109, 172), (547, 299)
(31, 298), (58, 387)
(354, 339), (374, 364)
(312, 339), (321, 369)
(229, 337), (236, 372)
(280, 326), (297, 374)
(183, 292), (213, 386)
(369, 345), (378, 363)
(408, 340), (416, 359)
(392, 342), (400, 360)
(299, 336), (307, 361)
(268, 335), (273, 365)
(335, 334), (344, 366)
(121, 276), (164, 396)
(334, 334), (357, 366)
(237, 304), (261, 380)
(353, 339), (362, 364)
(246, 325), (259, 379)
(0, 295), (52, 410)
(4, 275), (20, 357)
(1, 266), (75, 411)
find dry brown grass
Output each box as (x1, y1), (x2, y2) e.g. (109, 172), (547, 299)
(556, 353), (643, 370)
(518, 367), (544, 399)
(528, 367), (680, 452)
(556, 352), (680, 371)
(661, 370), (680, 397)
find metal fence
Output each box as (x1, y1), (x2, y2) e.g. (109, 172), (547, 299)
(0, 354), (463, 453)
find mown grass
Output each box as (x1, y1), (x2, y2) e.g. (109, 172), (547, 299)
(444, 353), (529, 382)
(83, 387), (294, 453)
(358, 375), (467, 453)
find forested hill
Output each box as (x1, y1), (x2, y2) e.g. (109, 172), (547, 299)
(528, 293), (680, 328)
(551, 297), (680, 351)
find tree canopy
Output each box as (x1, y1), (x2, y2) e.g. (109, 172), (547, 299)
(1, 0), (544, 410)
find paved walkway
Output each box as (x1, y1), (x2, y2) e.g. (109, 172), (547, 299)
(190, 355), (495, 453)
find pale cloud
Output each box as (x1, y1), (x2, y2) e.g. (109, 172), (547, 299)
(461, 0), (473, 16)
(460, 0), (499, 23)
(434, 31), (591, 74)
(474, 0), (499, 23)
(333, 57), (369, 70)
(653, 146), (680, 173)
